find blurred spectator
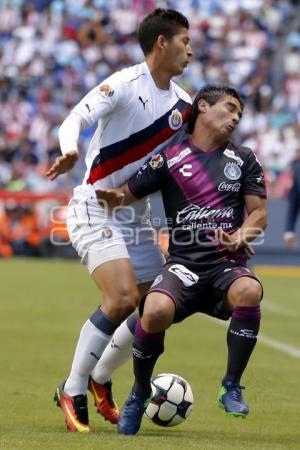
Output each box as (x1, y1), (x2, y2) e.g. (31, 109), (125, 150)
(283, 148), (300, 249)
(0, 0), (298, 198)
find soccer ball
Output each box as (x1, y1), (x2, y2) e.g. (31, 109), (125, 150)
(144, 373), (193, 427)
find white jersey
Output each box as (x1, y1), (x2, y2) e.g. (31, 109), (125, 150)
(60, 62), (191, 190)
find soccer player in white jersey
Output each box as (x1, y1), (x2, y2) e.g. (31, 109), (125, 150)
(46, 8), (193, 432)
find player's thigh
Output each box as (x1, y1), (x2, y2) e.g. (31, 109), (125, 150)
(125, 226), (165, 284)
(210, 263), (263, 312)
(92, 257), (139, 309)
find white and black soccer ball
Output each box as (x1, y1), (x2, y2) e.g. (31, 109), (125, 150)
(144, 373), (193, 427)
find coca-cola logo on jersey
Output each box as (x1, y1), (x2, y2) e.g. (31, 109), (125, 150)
(176, 204), (234, 223)
(218, 182), (241, 192)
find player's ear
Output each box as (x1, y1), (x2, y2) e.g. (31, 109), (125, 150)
(198, 99), (208, 113)
(157, 35), (168, 51)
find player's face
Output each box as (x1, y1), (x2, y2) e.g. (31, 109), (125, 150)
(203, 96), (243, 138)
(163, 27), (193, 75)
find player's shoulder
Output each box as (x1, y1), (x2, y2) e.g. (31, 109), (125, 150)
(114, 62), (147, 84)
(170, 80), (192, 104)
(227, 141), (255, 160)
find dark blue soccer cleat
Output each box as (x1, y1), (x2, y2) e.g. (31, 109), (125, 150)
(218, 382), (249, 418)
(117, 392), (150, 435)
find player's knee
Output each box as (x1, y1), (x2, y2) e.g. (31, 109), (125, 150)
(142, 304), (171, 333)
(104, 288), (139, 321)
(229, 278), (262, 307)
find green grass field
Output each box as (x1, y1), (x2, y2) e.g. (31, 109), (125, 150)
(1, 259), (300, 450)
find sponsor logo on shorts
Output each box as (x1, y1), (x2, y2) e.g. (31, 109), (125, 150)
(99, 84), (114, 97)
(149, 154), (164, 169)
(168, 264), (199, 287)
(168, 109), (183, 130)
(218, 182), (241, 192)
(151, 274), (163, 287)
(224, 162), (241, 180)
(167, 147), (191, 168)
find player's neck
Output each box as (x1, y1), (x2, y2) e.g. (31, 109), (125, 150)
(145, 57), (171, 90)
(190, 130), (227, 153)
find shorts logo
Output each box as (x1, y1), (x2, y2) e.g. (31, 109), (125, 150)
(151, 274), (163, 287)
(224, 162), (241, 181)
(149, 154), (164, 169)
(168, 109), (183, 130)
(99, 84), (114, 97)
(168, 264), (199, 287)
(101, 227), (113, 239)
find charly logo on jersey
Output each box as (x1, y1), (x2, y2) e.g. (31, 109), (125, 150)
(218, 182), (241, 192)
(223, 149), (244, 166)
(179, 164), (192, 177)
(168, 264), (199, 287)
(167, 147), (191, 169)
(149, 154), (164, 169)
(224, 162), (242, 181)
(99, 84), (114, 97)
(168, 109), (183, 130)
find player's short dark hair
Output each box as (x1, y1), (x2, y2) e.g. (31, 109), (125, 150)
(138, 8), (189, 55)
(187, 85), (244, 134)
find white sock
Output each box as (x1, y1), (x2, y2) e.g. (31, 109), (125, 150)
(91, 319), (134, 384)
(64, 319), (111, 396)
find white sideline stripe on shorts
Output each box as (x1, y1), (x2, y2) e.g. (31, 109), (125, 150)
(212, 318), (300, 359)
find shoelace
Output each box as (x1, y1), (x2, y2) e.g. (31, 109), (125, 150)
(226, 384), (245, 402)
(123, 394), (147, 416)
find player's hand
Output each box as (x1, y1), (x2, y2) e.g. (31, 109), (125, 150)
(45, 150), (79, 180)
(283, 231), (296, 250)
(95, 189), (125, 207)
(215, 227), (255, 256)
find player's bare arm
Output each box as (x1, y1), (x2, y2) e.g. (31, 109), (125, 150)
(95, 183), (136, 207)
(216, 195), (267, 254)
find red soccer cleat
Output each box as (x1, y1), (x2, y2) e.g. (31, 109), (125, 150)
(88, 377), (119, 424)
(54, 383), (90, 432)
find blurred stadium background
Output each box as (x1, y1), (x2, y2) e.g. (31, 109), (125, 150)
(0, 0), (300, 262)
(1, 3), (300, 449)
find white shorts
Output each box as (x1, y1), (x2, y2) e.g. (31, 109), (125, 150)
(66, 185), (165, 283)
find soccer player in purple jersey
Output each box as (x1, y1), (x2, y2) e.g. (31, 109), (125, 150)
(96, 85), (267, 435)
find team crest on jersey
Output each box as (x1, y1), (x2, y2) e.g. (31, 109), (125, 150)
(149, 154), (164, 169)
(99, 84), (114, 97)
(168, 109), (183, 130)
(224, 162), (242, 180)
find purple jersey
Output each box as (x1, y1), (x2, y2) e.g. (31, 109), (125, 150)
(128, 136), (266, 265)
